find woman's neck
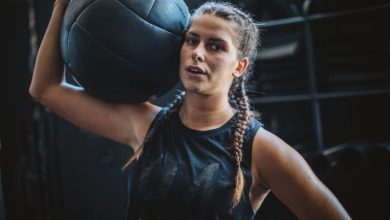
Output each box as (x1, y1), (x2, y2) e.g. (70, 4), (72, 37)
(178, 91), (235, 131)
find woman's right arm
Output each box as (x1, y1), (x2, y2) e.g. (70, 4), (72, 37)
(29, 0), (160, 150)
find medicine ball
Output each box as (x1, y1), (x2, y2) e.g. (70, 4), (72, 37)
(60, 0), (190, 103)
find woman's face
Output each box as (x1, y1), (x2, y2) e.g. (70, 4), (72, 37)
(179, 14), (246, 96)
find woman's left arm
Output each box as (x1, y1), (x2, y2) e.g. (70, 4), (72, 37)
(252, 127), (351, 220)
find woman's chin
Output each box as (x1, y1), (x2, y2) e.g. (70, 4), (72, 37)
(183, 84), (206, 95)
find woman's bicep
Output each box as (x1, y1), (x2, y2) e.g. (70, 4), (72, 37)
(253, 128), (351, 220)
(38, 84), (159, 150)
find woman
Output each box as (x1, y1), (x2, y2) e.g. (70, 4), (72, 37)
(30, 0), (351, 219)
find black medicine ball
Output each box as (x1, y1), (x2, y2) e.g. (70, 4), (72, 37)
(60, 0), (190, 103)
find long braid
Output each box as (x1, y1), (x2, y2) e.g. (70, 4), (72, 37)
(122, 91), (185, 169)
(192, 2), (261, 211)
(230, 77), (252, 209)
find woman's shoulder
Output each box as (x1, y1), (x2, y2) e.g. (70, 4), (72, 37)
(242, 117), (263, 144)
(249, 116), (264, 131)
(252, 127), (295, 162)
(251, 126), (312, 187)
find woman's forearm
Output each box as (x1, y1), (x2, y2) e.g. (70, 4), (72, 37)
(29, 1), (68, 100)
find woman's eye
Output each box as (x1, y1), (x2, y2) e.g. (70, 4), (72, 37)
(208, 43), (221, 51)
(186, 37), (197, 46)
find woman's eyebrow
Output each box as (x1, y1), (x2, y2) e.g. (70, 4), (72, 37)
(187, 31), (228, 44)
(209, 38), (226, 43)
(186, 31), (199, 37)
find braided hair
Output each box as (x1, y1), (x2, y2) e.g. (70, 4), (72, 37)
(192, 1), (260, 209)
(124, 1), (260, 211)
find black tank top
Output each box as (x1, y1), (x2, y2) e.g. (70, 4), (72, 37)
(127, 108), (263, 220)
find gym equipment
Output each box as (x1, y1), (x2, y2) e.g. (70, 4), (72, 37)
(61, 0), (190, 103)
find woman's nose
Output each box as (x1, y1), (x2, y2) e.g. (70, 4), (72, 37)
(192, 46), (205, 62)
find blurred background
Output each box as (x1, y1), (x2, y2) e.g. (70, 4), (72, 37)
(0, 0), (389, 219)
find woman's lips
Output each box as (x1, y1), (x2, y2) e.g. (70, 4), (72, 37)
(185, 65), (206, 75)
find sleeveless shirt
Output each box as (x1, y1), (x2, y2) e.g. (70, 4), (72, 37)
(127, 108), (263, 220)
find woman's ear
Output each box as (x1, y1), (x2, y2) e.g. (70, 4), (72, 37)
(233, 57), (249, 78)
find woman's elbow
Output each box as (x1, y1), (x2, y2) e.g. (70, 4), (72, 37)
(29, 84), (42, 101)
(28, 82), (44, 102)
(29, 81), (52, 103)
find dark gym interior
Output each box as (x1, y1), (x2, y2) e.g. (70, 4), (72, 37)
(1, 0), (389, 219)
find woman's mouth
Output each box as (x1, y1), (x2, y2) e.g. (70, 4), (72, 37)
(185, 65), (206, 75)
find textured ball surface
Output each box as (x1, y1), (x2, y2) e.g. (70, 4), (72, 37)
(61, 0), (190, 103)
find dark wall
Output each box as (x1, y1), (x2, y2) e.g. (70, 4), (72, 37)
(0, 0), (34, 219)
(0, 168), (5, 220)
(46, 115), (132, 220)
